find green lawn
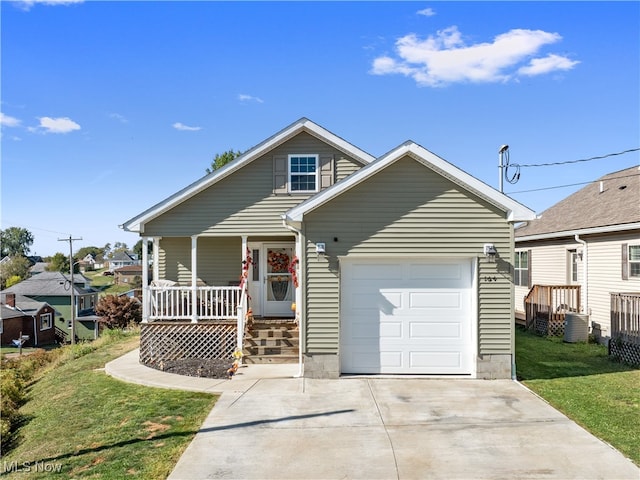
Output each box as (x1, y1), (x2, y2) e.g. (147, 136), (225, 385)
(516, 328), (639, 465)
(84, 269), (132, 296)
(1, 332), (218, 479)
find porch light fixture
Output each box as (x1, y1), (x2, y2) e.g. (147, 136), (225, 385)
(484, 243), (497, 263)
(315, 242), (326, 255)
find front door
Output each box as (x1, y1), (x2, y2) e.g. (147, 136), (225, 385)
(247, 242), (295, 318)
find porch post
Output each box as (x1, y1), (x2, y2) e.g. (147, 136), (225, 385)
(152, 237), (160, 284)
(238, 235), (248, 359)
(191, 235), (198, 323)
(141, 236), (149, 323)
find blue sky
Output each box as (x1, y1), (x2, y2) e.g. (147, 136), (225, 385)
(2, 1), (639, 257)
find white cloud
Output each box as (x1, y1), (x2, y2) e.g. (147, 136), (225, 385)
(35, 116), (81, 134)
(172, 122), (202, 131)
(108, 113), (128, 123)
(371, 26), (579, 87)
(417, 7), (436, 17)
(518, 53), (580, 76)
(0, 113), (21, 127)
(13, 0), (83, 10)
(238, 94), (264, 104)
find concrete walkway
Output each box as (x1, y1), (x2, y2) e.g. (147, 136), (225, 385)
(105, 350), (639, 480)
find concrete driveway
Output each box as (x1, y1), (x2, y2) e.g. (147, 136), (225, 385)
(167, 377), (638, 480)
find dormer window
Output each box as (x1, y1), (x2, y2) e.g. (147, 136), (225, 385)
(289, 155), (318, 192)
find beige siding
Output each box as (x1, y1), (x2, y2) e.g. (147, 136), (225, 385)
(143, 132), (364, 237)
(585, 232), (640, 336)
(516, 231), (640, 336)
(514, 239), (582, 312)
(158, 237), (241, 285)
(303, 157), (513, 355)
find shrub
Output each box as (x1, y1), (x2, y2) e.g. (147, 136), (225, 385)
(95, 295), (142, 328)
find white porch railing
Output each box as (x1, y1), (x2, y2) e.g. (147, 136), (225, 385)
(148, 286), (242, 321)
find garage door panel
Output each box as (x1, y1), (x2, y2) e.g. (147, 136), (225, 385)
(409, 263), (463, 280)
(409, 291), (461, 309)
(409, 322), (461, 339)
(341, 258), (474, 375)
(410, 351), (462, 369)
(351, 263), (402, 280)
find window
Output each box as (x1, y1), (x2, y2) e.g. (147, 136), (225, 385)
(629, 245), (640, 278)
(40, 313), (53, 331)
(568, 250), (579, 284)
(514, 251), (529, 287)
(289, 155), (318, 192)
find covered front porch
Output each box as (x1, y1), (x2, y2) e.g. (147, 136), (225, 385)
(137, 234), (301, 368)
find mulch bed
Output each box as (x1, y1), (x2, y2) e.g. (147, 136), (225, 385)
(149, 358), (235, 379)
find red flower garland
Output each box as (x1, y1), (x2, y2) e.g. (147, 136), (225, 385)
(288, 256), (299, 288)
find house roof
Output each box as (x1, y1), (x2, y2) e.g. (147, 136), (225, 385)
(114, 265), (142, 274)
(121, 118), (376, 234)
(1, 271), (94, 297)
(284, 141), (536, 225)
(515, 165), (640, 240)
(1, 294), (51, 319)
(110, 251), (136, 262)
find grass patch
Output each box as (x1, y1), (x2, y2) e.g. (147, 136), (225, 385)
(516, 328), (639, 465)
(1, 330), (218, 479)
(84, 269), (132, 296)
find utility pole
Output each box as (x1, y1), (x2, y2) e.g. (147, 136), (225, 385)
(498, 144), (509, 193)
(58, 235), (82, 345)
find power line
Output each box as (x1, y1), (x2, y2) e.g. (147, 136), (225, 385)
(507, 172), (640, 194)
(517, 148), (639, 168)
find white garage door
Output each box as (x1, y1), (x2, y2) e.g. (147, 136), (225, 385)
(340, 258), (474, 375)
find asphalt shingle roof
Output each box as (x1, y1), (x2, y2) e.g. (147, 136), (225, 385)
(515, 166), (640, 238)
(1, 271), (92, 297)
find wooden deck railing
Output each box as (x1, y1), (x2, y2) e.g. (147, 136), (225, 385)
(610, 293), (640, 344)
(524, 285), (581, 335)
(610, 292), (640, 366)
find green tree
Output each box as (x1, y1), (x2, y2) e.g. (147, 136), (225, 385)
(0, 227), (34, 257)
(133, 239), (152, 259)
(76, 246), (104, 261)
(0, 255), (31, 289)
(206, 149), (242, 174)
(95, 294), (142, 328)
(46, 252), (75, 273)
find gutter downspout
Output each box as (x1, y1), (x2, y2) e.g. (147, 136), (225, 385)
(14, 305), (38, 347)
(282, 217), (304, 378)
(574, 234), (589, 322)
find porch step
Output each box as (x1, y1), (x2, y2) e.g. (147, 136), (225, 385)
(243, 354), (299, 365)
(243, 319), (299, 364)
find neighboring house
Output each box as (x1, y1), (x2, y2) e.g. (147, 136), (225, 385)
(514, 165), (640, 341)
(0, 292), (57, 346)
(108, 251), (140, 272)
(78, 253), (96, 272)
(114, 265), (142, 286)
(122, 118), (535, 379)
(1, 271), (100, 342)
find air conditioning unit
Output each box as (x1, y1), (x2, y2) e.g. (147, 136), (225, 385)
(564, 313), (589, 343)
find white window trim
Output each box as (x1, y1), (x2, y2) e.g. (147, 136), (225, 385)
(514, 250), (529, 287)
(288, 154), (319, 193)
(629, 244), (640, 278)
(40, 312), (53, 331)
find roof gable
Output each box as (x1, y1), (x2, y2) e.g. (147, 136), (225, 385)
(516, 165), (640, 239)
(285, 141), (536, 224)
(122, 118), (375, 233)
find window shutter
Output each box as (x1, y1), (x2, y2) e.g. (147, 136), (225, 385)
(622, 243), (628, 280)
(527, 250), (532, 288)
(273, 155), (288, 194)
(319, 154), (334, 189)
